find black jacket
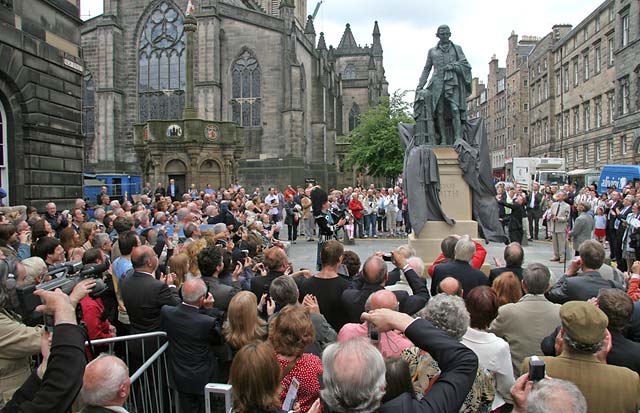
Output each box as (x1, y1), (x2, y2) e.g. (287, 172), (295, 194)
(120, 270), (181, 333)
(161, 303), (225, 393)
(4, 324), (86, 413)
(546, 270), (623, 304)
(341, 268), (429, 323)
(202, 275), (241, 312)
(431, 259), (488, 297)
(489, 265), (524, 285)
(249, 271), (285, 300)
(379, 319), (478, 413)
(608, 329), (640, 374)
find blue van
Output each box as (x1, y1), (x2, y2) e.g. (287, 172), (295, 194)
(598, 165), (640, 194)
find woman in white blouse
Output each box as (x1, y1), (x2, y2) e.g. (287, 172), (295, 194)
(462, 286), (515, 411)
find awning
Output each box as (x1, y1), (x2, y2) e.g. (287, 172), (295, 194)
(568, 168), (600, 176)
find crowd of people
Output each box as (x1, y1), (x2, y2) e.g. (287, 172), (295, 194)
(0, 181), (638, 413)
(497, 180), (640, 271)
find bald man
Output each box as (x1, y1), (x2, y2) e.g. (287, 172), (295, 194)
(161, 279), (222, 413)
(437, 277), (464, 297)
(120, 245), (180, 334)
(79, 355), (130, 412)
(337, 290), (412, 357)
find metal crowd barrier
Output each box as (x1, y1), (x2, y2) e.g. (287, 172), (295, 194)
(204, 383), (233, 413)
(86, 332), (175, 413)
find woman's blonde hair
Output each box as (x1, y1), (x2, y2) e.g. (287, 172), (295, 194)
(223, 291), (266, 349)
(167, 253), (189, 289)
(185, 239), (207, 276)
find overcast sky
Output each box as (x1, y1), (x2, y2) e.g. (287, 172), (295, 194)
(81, 0), (604, 101)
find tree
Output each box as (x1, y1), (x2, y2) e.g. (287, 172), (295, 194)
(345, 91), (414, 179)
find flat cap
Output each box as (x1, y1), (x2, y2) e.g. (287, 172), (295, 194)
(560, 301), (608, 345)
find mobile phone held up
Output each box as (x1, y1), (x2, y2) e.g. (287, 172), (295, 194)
(382, 253), (393, 262)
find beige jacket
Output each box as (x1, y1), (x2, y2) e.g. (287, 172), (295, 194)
(549, 200), (571, 233)
(489, 294), (561, 376)
(0, 309), (43, 403)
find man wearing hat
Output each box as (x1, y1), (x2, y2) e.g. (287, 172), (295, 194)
(523, 301), (639, 413)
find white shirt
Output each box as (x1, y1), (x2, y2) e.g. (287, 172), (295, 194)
(462, 327), (515, 410)
(264, 194), (279, 215)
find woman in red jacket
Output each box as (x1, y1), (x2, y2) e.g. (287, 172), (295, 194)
(348, 192), (364, 239)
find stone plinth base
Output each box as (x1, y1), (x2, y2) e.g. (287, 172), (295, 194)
(410, 220), (478, 265)
(409, 147), (484, 274)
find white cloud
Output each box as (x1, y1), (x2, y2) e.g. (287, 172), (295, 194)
(81, 0), (605, 102)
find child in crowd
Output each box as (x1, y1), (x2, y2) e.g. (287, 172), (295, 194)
(594, 206), (607, 245)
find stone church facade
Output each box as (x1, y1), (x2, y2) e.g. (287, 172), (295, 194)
(81, 0), (387, 191)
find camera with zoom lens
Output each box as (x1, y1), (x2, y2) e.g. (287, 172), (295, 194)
(16, 261), (109, 316)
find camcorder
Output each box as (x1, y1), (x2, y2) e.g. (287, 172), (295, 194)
(16, 261), (109, 317)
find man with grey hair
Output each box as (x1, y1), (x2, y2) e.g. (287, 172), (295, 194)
(522, 301), (639, 412)
(490, 263), (561, 376)
(510, 375), (586, 413)
(92, 207), (106, 231)
(269, 276), (336, 354)
(79, 355), (130, 412)
(386, 256), (425, 296)
(92, 232), (112, 260)
(431, 236), (488, 297)
(341, 251), (429, 323)
(386, 245), (416, 286)
(161, 278), (221, 413)
(318, 308), (477, 412)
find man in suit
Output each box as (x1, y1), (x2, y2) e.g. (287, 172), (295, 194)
(568, 202), (595, 256)
(497, 194), (525, 244)
(522, 301), (639, 413)
(489, 263), (560, 376)
(489, 242), (524, 285)
(120, 245), (180, 334)
(161, 279), (224, 413)
(341, 251), (429, 323)
(547, 240), (624, 304)
(154, 182), (166, 199)
(79, 355), (130, 413)
(526, 183), (544, 240)
(167, 178), (180, 202)
(549, 190), (571, 263)
(431, 236), (488, 297)
(198, 246), (241, 312)
(613, 195), (634, 271)
(606, 191), (623, 259)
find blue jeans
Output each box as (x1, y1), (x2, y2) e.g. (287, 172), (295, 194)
(354, 217), (364, 238)
(365, 214), (377, 237)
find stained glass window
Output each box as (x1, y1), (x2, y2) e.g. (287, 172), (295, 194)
(349, 103), (360, 131)
(138, 1), (186, 121)
(231, 50), (261, 127)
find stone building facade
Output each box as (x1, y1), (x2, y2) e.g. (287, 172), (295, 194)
(81, 0), (387, 191)
(0, 0), (84, 209)
(485, 55), (507, 179)
(547, 0), (617, 171)
(504, 33), (537, 177)
(527, 24), (573, 159)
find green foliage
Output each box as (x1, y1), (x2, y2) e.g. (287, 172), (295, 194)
(344, 91), (414, 179)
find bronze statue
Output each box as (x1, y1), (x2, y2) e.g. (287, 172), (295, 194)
(414, 25), (472, 146)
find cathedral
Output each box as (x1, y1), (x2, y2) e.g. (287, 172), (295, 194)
(81, 0), (388, 191)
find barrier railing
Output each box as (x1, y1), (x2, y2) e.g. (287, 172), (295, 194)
(86, 332), (175, 413)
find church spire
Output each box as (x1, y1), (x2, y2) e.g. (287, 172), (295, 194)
(338, 23), (358, 50)
(304, 15), (315, 35)
(317, 32), (327, 50)
(372, 21), (383, 56)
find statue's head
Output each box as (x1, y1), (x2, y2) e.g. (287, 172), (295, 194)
(436, 25), (451, 41)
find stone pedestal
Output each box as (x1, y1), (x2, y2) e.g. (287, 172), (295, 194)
(409, 147), (480, 266)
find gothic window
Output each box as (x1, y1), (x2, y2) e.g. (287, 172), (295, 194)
(343, 64), (356, 80)
(82, 73), (95, 136)
(231, 50), (261, 127)
(138, 1), (186, 122)
(348, 103), (360, 131)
